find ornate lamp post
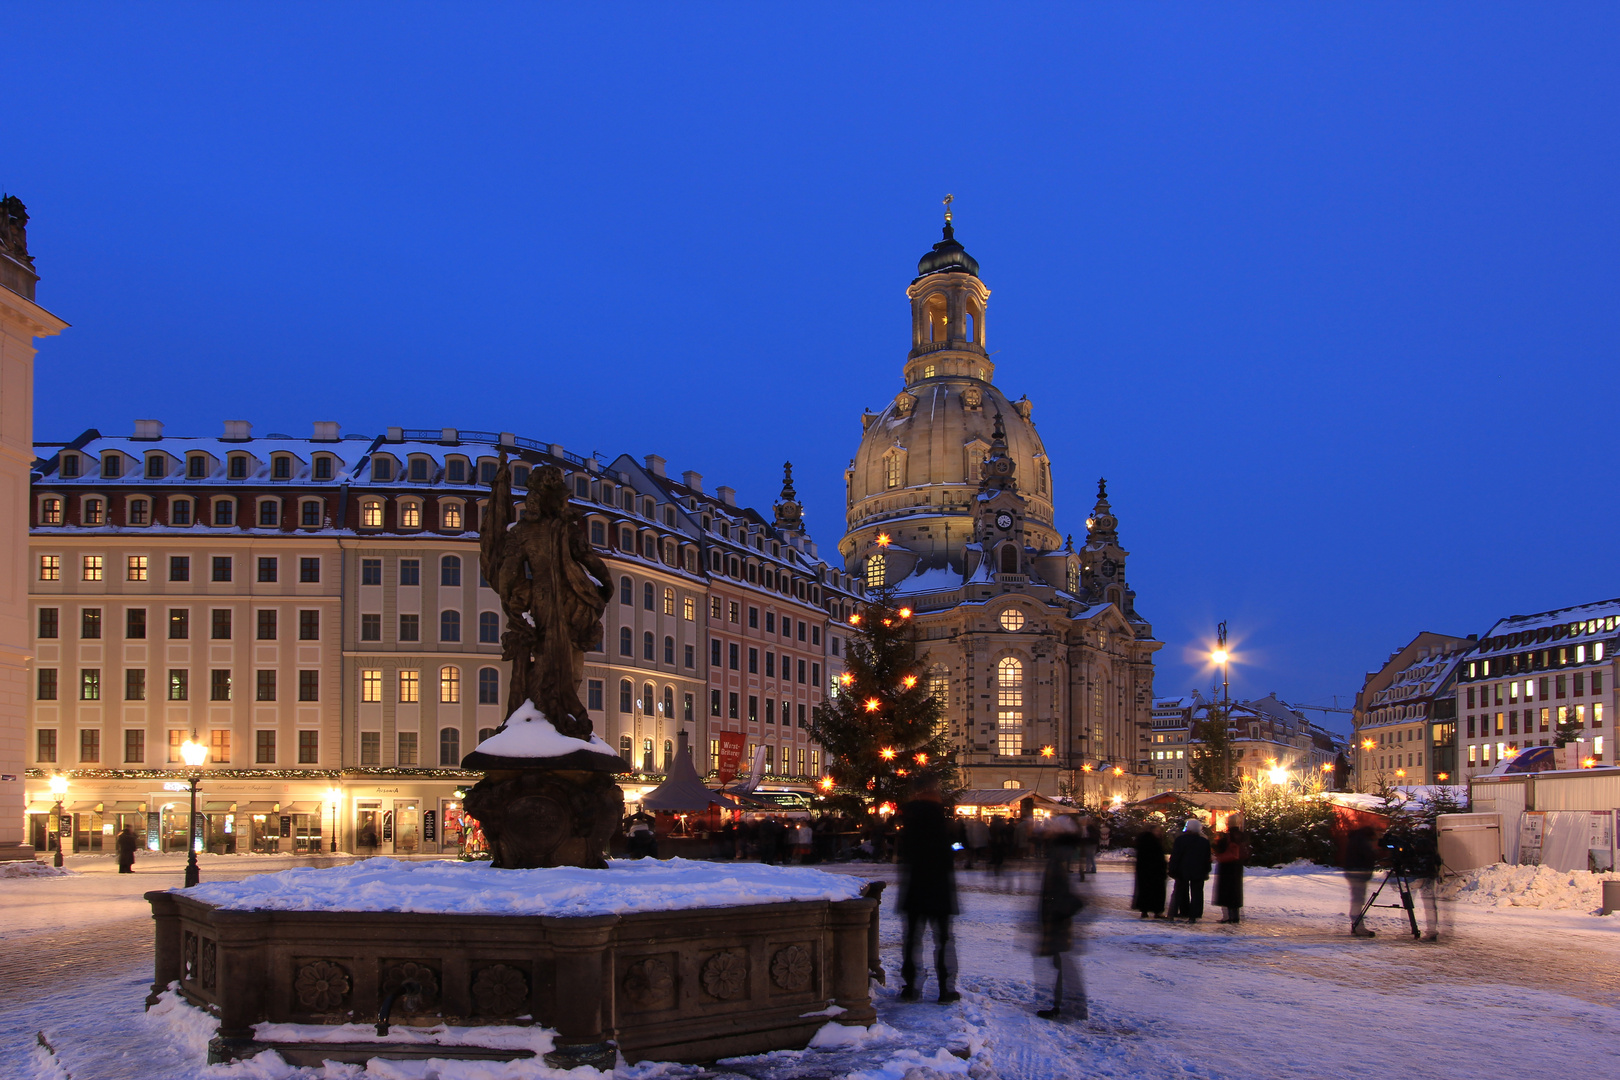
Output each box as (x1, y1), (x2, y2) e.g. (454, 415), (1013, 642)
(1212, 622), (1232, 786)
(49, 773), (68, 868)
(180, 737), (209, 887)
(326, 787), (342, 853)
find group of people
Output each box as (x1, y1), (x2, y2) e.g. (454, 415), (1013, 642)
(1131, 816), (1250, 925)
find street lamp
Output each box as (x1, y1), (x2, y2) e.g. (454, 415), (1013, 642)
(326, 787), (342, 854)
(180, 737), (209, 888)
(1211, 622), (1232, 786)
(49, 774), (68, 868)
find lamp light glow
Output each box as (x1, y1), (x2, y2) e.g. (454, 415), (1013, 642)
(49, 774), (68, 797)
(181, 739), (209, 768)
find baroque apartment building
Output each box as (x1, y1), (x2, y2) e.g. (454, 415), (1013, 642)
(1150, 691), (1346, 794)
(839, 215), (1160, 791)
(1355, 600), (1618, 786)
(24, 422), (856, 857)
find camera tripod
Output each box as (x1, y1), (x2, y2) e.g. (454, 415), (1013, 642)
(1353, 866), (1424, 940)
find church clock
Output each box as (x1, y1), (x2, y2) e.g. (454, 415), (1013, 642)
(995, 512), (1013, 531)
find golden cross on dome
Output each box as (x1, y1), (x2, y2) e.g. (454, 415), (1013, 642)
(943, 193), (953, 223)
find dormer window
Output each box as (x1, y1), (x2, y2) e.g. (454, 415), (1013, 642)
(409, 457), (430, 482)
(371, 457), (393, 481)
(360, 499), (383, 528)
(642, 497), (655, 518)
(575, 475), (590, 498)
(60, 454), (80, 479)
(442, 503), (464, 531)
(400, 501), (421, 529)
(272, 456), (292, 480)
(84, 498), (104, 525)
(214, 498), (235, 526)
(446, 459), (467, 483)
(300, 500), (323, 527)
(228, 456), (248, 480)
(145, 454), (167, 479)
(102, 454), (123, 479)
(40, 497), (62, 524)
(171, 499), (192, 526)
(258, 499), (279, 527)
(313, 456), (333, 480)
(188, 455), (208, 479)
(479, 460), (497, 484)
(513, 465), (529, 488)
(128, 498), (150, 526)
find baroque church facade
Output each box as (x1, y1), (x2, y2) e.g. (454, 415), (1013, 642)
(838, 213), (1160, 794)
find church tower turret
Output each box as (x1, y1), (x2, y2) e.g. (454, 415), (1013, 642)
(1081, 478), (1135, 615)
(968, 411), (1032, 581)
(773, 461), (803, 533)
(903, 195), (994, 387)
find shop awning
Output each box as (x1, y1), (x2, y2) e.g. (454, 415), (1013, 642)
(65, 801), (102, 812)
(282, 801), (320, 814)
(109, 802), (147, 812)
(238, 802), (281, 813)
(202, 801), (236, 812)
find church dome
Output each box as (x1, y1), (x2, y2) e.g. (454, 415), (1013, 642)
(842, 377), (1057, 571)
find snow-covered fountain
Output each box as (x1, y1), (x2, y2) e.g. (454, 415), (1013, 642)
(146, 459), (880, 1069)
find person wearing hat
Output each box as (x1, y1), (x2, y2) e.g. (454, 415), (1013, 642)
(1166, 818), (1213, 924)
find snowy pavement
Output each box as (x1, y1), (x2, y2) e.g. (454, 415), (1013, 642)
(4, 855), (1620, 1078)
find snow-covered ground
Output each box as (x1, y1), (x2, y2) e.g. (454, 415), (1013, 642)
(4, 854), (1620, 1079)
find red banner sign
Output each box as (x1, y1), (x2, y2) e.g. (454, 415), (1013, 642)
(716, 731), (747, 783)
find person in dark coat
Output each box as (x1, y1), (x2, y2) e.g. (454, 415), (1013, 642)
(115, 824), (139, 873)
(1132, 823), (1168, 918)
(1212, 818), (1249, 923)
(1166, 818), (1212, 924)
(1034, 819), (1086, 1020)
(1345, 824), (1379, 937)
(897, 777), (959, 1003)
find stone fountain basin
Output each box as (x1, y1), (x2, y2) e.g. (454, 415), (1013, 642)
(146, 858), (882, 1065)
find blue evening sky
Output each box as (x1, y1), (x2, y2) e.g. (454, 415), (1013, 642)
(6, 5), (1618, 729)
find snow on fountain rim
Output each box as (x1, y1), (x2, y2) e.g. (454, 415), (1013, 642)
(180, 857), (868, 916)
(475, 699), (620, 760)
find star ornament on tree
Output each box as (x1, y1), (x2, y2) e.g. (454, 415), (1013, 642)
(864, 697), (882, 713)
(902, 675), (918, 689)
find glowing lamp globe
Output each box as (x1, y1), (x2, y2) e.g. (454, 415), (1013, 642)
(49, 774), (68, 798)
(180, 739), (209, 768)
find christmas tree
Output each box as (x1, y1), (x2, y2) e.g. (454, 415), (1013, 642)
(809, 587), (955, 812)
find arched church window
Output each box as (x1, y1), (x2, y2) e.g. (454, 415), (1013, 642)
(999, 544), (1019, 575)
(964, 310), (975, 343)
(996, 657), (1023, 757)
(865, 553), (886, 589)
(885, 453), (904, 489)
(1067, 561), (1079, 595)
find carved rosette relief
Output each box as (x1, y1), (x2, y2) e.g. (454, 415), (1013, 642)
(700, 950), (748, 1001)
(961, 386), (983, 410)
(770, 945), (812, 993)
(295, 961), (351, 1012)
(472, 965), (529, 1016)
(621, 957), (674, 1009)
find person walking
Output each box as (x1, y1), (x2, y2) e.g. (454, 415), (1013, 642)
(897, 776), (959, 1004)
(965, 815), (990, 871)
(1166, 818), (1212, 924)
(115, 823), (139, 874)
(1407, 822), (1443, 941)
(1345, 824), (1379, 937)
(1212, 817), (1249, 924)
(1074, 815), (1098, 880)
(1132, 822), (1168, 919)
(1034, 824), (1087, 1020)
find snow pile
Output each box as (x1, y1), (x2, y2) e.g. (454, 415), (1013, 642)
(472, 700), (620, 761)
(253, 1019), (554, 1054)
(1246, 858), (1331, 877)
(0, 861), (75, 879)
(808, 1020), (903, 1049)
(1443, 863), (1620, 912)
(181, 857), (867, 916)
(145, 985), (221, 1061)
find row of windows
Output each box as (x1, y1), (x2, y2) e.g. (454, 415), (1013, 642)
(357, 727), (492, 766)
(39, 553), (322, 584)
(1465, 672), (1604, 708)
(1464, 704), (1604, 739)
(1463, 641), (1608, 680)
(38, 667), (320, 703)
(360, 610), (498, 644)
(57, 450), (341, 482)
(704, 740), (820, 777)
(357, 498), (466, 531)
(38, 607), (321, 642)
(707, 638), (822, 685)
(1467, 737), (1606, 766)
(707, 689), (813, 727)
(358, 666), (493, 706)
(590, 678), (696, 721)
(707, 596), (822, 643)
(36, 726), (321, 765)
(41, 495), (331, 529)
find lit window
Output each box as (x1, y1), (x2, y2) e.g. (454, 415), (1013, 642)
(39, 555), (59, 581)
(683, 596), (695, 621)
(127, 555), (147, 581)
(399, 670), (420, 703)
(664, 587), (676, 616)
(996, 656), (1023, 757)
(361, 669), (382, 703)
(440, 666), (461, 703)
(885, 454), (903, 489)
(442, 503), (463, 530)
(401, 502), (421, 528)
(866, 553), (885, 588)
(41, 498), (62, 524)
(1000, 609), (1025, 632)
(82, 555), (103, 581)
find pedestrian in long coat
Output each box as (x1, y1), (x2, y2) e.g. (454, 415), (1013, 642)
(1166, 818), (1212, 924)
(1212, 819), (1248, 923)
(897, 777), (959, 1003)
(1132, 823), (1168, 918)
(115, 824), (139, 873)
(1034, 827), (1086, 1020)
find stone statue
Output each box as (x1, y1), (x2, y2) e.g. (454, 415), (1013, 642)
(480, 453), (613, 737)
(0, 195), (32, 267)
(463, 453), (625, 869)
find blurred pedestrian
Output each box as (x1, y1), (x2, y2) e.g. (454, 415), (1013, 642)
(116, 823), (139, 874)
(625, 820), (658, 859)
(1075, 815), (1098, 879)
(1212, 816), (1249, 924)
(1167, 818), (1212, 924)
(1034, 823), (1086, 1020)
(1407, 822), (1442, 941)
(1345, 824), (1378, 937)
(1132, 822), (1168, 919)
(988, 817), (1012, 881)
(898, 776), (960, 1004)
(965, 815), (990, 870)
